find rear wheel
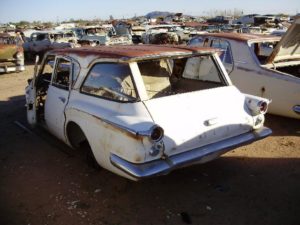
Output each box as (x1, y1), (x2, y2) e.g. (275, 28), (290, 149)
(79, 140), (101, 170)
(67, 122), (101, 170)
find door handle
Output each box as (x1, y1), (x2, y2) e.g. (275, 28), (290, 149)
(58, 96), (66, 103)
(204, 117), (219, 126)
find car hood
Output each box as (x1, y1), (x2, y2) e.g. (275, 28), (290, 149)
(267, 17), (300, 63)
(0, 44), (18, 60)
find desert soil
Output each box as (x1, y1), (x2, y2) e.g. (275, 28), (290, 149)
(0, 65), (299, 225)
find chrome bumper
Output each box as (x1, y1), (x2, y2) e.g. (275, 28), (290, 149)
(110, 127), (272, 179)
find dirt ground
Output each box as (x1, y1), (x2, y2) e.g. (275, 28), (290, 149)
(0, 65), (299, 225)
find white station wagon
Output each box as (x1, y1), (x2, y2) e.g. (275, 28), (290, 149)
(25, 45), (271, 180)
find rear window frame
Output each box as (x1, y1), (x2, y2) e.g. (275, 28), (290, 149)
(80, 62), (140, 103)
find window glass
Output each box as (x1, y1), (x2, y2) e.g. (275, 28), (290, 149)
(189, 37), (204, 46)
(81, 63), (137, 102)
(136, 56), (227, 100)
(137, 55), (228, 99)
(211, 39), (233, 64)
(183, 56), (224, 83)
(52, 58), (71, 90)
(72, 61), (80, 83)
(137, 59), (172, 99)
(36, 33), (48, 41)
(35, 55), (55, 92)
(39, 55), (55, 83)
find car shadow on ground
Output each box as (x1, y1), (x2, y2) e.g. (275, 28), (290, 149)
(264, 114), (300, 136)
(0, 94), (299, 225)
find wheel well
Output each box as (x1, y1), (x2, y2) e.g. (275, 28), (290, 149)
(66, 121), (87, 149)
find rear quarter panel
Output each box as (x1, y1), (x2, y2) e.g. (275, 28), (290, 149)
(64, 91), (155, 174)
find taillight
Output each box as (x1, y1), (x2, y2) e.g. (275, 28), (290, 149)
(258, 101), (268, 114)
(245, 95), (270, 116)
(137, 125), (165, 157)
(150, 126), (164, 142)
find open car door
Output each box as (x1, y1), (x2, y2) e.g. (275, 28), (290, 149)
(25, 56), (39, 126)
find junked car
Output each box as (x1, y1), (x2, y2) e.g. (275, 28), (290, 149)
(131, 26), (146, 44)
(25, 45), (271, 180)
(0, 33), (25, 73)
(142, 25), (189, 44)
(79, 26), (132, 46)
(188, 17), (300, 119)
(23, 30), (78, 59)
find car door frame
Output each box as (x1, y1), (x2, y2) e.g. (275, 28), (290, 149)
(44, 55), (75, 141)
(209, 37), (234, 75)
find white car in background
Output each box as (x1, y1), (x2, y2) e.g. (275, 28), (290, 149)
(25, 45), (271, 180)
(188, 17), (300, 119)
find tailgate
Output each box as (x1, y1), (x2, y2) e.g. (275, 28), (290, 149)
(143, 86), (254, 156)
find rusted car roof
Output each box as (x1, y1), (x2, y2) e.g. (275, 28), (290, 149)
(51, 45), (218, 61)
(198, 33), (281, 42)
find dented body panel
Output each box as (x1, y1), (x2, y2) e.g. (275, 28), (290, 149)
(25, 45), (271, 180)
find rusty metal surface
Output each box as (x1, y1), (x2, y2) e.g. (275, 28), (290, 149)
(0, 44), (19, 60)
(0, 33), (11, 38)
(198, 33), (281, 42)
(50, 45), (218, 60)
(150, 33), (178, 44)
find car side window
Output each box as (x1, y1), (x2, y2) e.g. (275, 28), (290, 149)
(52, 58), (71, 90)
(183, 56), (225, 84)
(189, 37), (204, 46)
(72, 61), (80, 84)
(81, 63), (137, 102)
(211, 39), (233, 64)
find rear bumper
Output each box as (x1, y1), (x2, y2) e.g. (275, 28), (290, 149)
(0, 65), (25, 73)
(110, 127), (272, 179)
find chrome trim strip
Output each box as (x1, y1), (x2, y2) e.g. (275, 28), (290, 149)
(110, 127), (272, 179)
(293, 105), (300, 114)
(71, 108), (158, 138)
(100, 117), (161, 138)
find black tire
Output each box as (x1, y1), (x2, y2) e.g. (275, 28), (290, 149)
(80, 141), (101, 170)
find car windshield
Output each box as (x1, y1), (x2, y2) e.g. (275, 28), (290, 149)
(137, 55), (227, 99)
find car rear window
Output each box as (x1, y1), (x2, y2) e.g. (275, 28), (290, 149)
(137, 56), (227, 99)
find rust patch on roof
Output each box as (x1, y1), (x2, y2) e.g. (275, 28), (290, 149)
(51, 45), (218, 60)
(198, 33), (281, 42)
